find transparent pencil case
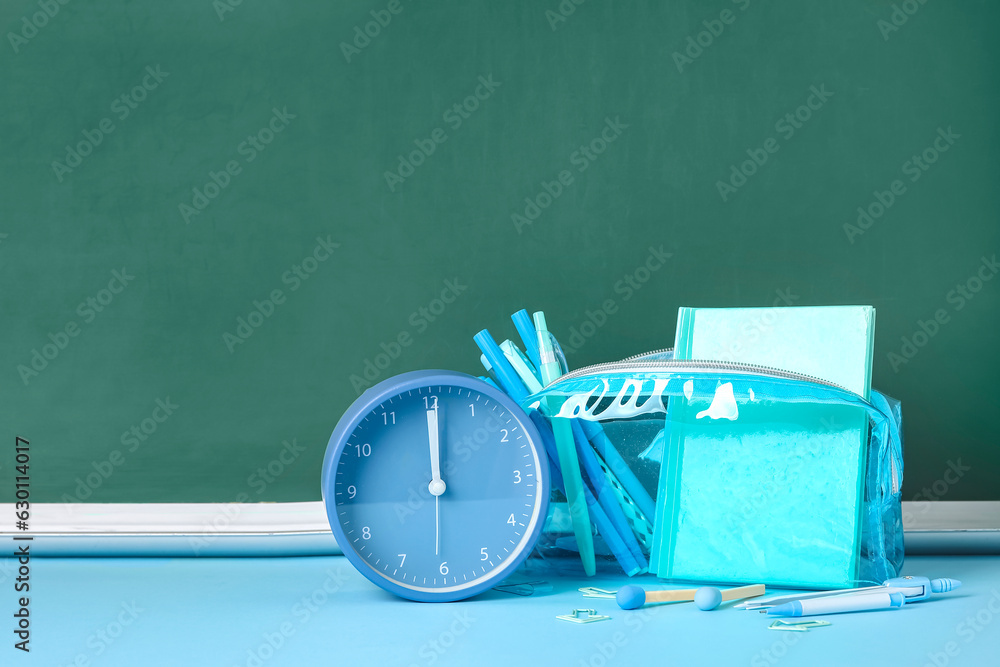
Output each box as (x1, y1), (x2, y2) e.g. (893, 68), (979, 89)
(522, 350), (904, 589)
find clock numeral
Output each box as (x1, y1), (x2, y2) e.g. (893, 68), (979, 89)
(480, 547), (488, 561)
(439, 562), (449, 575)
(398, 554), (406, 567)
(500, 429), (509, 443)
(513, 470), (521, 484)
(362, 526), (371, 540)
(383, 411), (395, 425)
(469, 403), (475, 417)
(355, 443), (372, 457)
(347, 485), (357, 499)
(424, 395), (438, 409)
(507, 514), (516, 526)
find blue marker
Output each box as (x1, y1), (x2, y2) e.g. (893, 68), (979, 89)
(570, 420), (647, 572)
(474, 330), (527, 403)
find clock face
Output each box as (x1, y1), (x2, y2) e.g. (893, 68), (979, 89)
(321, 371), (549, 602)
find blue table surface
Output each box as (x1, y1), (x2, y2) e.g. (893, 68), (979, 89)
(7, 554), (999, 666)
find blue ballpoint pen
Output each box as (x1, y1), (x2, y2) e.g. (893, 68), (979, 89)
(767, 591), (906, 617)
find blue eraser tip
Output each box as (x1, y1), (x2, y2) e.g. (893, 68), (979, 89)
(694, 587), (722, 611)
(616, 585), (646, 610)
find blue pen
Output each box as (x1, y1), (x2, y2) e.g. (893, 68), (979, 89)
(511, 309), (543, 372)
(473, 330), (527, 403)
(529, 412), (641, 576)
(582, 423), (657, 522)
(570, 419), (647, 572)
(767, 591), (905, 617)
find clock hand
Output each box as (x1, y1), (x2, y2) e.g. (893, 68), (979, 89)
(426, 408), (445, 556)
(427, 408), (446, 496)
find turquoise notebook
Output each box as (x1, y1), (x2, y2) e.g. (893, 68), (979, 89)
(652, 306), (876, 587)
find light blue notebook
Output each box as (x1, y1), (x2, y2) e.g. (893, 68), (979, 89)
(652, 306), (876, 587)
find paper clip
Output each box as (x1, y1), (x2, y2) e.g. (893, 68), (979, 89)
(557, 609), (611, 624)
(494, 581), (552, 596)
(768, 620), (832, 632)
(579, 587), (618, 599)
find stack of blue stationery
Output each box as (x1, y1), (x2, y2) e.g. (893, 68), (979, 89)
(472, 310), (655, 577)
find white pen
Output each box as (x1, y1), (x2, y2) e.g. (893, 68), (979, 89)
(766, 591), (905, 617)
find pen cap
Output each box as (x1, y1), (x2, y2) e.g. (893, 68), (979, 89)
(930, 578), (961, 593)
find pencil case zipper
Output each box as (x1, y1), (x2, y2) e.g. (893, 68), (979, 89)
(537, 347), (900, 494)
(551, 347), (853, 394)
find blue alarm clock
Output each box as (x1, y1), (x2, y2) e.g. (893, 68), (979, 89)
(321, 370), (549, 602)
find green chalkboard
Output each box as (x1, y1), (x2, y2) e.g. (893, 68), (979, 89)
(2, 0), (997, 505)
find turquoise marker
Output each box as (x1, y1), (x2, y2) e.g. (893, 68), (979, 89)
(534, 311), (595, 576)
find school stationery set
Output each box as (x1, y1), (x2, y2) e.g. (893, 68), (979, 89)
(322, 304), (911, 609)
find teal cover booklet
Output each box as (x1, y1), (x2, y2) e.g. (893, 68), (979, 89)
(652, 306), (876, 588)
